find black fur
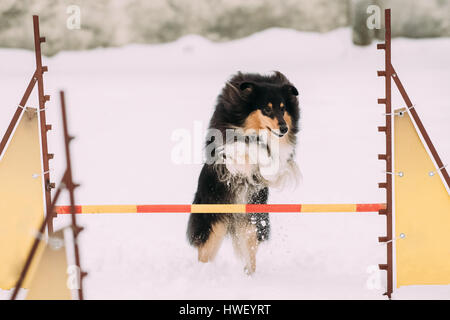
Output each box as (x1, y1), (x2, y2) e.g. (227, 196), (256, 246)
(187, 71), (300, 248)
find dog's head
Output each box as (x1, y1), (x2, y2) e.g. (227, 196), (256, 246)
(215, 71), (300, 140)
(239, 81), (298, 138)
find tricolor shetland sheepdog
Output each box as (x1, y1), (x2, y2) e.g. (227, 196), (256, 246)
(187, 71), (300, 274)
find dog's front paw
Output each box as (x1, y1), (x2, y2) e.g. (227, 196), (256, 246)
(223, 142), (254, 176)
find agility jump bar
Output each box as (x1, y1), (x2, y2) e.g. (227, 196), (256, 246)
(55, 203), (386, 214)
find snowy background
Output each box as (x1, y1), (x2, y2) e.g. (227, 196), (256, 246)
(1, 11), (450, 300)
(1, 0), (450, 55)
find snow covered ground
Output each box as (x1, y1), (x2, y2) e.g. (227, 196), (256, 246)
(0, 28), (449, 299)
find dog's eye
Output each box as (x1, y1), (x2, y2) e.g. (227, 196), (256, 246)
(280, 106), (285, 112)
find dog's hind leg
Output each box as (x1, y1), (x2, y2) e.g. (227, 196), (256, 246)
(232, 224), (259, 275)
(198, 222), (227, 263)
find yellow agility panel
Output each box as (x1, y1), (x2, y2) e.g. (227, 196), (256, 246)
(81, 205), (137, 214)
(301, 204), (356, 213)
(26, 231), (71, 300)
(0, 109), (45, 289)
(394, 109), (450, 287)
(191, 204), (246, 213)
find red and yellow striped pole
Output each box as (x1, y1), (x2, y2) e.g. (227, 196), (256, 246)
(55, 203), (385, 214)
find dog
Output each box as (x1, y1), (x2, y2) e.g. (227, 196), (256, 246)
(187, 71), (300, 274)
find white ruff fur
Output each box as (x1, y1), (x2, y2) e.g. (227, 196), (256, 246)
(214, 130), (299, 202)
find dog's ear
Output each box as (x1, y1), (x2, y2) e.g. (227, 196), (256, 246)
(273, 71), (288, 83)
(283, 84), (299, 96)
(239, 82), (255, 94)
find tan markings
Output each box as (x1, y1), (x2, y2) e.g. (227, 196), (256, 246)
(283, 113), (292, 127)
(270, 112), (292, 133)
(267, 102), (273, 108)
(232, 224), (258, 274)
(198, 222), (227, 263)
(280, 102), (284, 107)
(244, 110), (278, 131)
(244, 110), (263, 131)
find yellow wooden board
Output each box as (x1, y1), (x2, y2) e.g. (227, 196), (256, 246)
(0, 109), (45, 289)
(26, 231), (71, 300)
(394, 109), (450, 287)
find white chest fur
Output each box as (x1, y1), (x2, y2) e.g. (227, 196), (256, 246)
(217, 133), (298, 189)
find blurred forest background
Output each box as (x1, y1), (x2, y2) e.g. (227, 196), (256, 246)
(0, 0), (449, 55)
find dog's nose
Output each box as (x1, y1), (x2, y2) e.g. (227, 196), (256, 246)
(279, 124), (288, 134)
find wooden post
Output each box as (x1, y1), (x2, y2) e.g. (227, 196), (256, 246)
(60, 91), (87, 300)
(377, 8), (393, 298)
(33, 15), (55, 233)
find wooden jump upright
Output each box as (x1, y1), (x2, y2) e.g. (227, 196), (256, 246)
(0, 15), (87, 300)
(377, 8), (394, 299)
(10, 91), (87, 300)
(376, 8), (450, 298)
(0, 15), (55, 233)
